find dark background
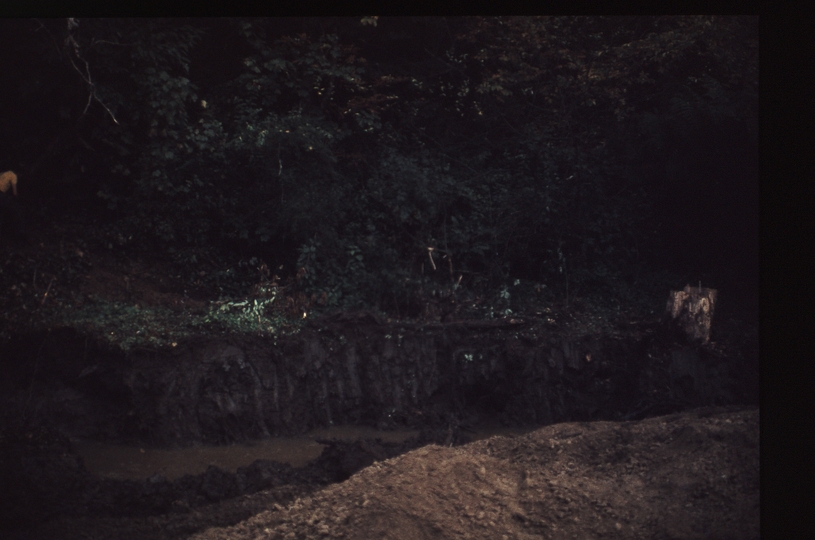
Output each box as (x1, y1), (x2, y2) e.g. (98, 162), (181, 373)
(0, 16), (758, 319)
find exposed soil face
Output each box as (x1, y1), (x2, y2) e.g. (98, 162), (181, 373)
(0, 235), (759, 539)
(6, 407), (759, 540)
(0, 297), (757, 450)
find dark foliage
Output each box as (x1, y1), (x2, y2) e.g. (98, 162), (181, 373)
(0, 17), (758, 315)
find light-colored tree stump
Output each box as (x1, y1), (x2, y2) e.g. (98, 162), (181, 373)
(665, 284), (718, 343)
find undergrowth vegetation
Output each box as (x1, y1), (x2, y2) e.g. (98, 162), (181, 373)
(0, 17), (758, 348)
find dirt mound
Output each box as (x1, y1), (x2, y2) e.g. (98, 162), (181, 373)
(191, 406), (758, 540)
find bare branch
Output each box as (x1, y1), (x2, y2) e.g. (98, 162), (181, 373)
(33, 19), (62, 57)
(63, 18), (120, 125)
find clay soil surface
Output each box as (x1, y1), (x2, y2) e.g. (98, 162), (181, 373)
(7, 407), (758, 540)
(189, 406), (758, 540)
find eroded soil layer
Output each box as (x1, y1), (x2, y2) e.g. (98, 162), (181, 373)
(1, 309), (756, 448)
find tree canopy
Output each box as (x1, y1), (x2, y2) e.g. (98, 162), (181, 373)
(0, 17), (758, 316)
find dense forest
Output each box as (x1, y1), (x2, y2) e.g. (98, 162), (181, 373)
(0, 19), (761, 538)
(0, 16), (758, 336)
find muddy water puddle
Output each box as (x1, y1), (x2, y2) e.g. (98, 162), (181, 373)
(72, 422), (534, 481)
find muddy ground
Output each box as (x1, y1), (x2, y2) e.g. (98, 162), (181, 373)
(4, 406), (758, 540)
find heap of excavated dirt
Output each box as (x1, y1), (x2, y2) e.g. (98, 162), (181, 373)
(192, 407), (759, 540)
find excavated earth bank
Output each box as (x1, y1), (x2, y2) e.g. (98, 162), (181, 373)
(0, 307), (759, 539)
(0, 309), (756, 447)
